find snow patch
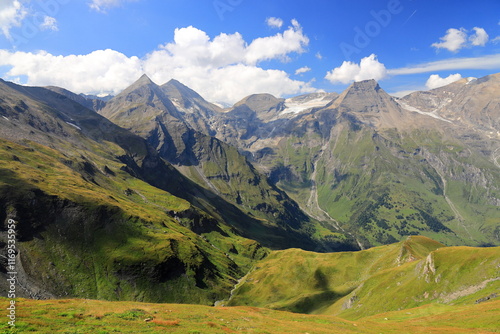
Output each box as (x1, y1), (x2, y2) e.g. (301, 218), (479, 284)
(466, 77), (477, 84)
(66, 122), (82, 130)
(396, 100), (452, 123)
(2, 116), (9, 121)
(281, 96), (331, 115)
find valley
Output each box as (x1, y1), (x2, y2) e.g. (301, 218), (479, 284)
(0, 73), (499, 332)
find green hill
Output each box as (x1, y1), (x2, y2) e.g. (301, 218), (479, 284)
(227, 236), (500, 319)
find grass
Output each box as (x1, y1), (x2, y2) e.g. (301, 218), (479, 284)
(228, 236), (500, 320)
(261, 121), (500, 248)
(0, 137), (271, 304)
(0, 297), (498, 333)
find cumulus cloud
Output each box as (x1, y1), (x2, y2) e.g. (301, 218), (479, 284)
(425, 73), (462, 89)
(266, 17), (283, 29)
(295, 66), (311, 75)
(325, 54), (387, 84)
(244, 19), (308, 64)
(0, 21), (315, 104)
(469, 27), (489, 46)
(89, 0), (139, 12)
(0, 49), (143, 95)
(0, 0), (27, 38)
(40, 16), (58, 31)
(432, 27), (490, 52)
(431, 28), (468, 52)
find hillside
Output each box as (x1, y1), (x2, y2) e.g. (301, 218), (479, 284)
(0, 297), (498, 333)
(227, 236), (500, 319)
(0, 79), (268, 304)
(0, 73), (499, 329)
(0, 237), (498, 333)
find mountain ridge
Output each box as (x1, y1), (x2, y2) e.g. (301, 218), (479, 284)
(22, 72), (500, 249)
(0, 73), (499, 330)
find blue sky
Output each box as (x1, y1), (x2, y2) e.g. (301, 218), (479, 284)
(0, 0), (499, 104)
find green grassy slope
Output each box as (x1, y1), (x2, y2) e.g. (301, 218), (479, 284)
(0, 137), (266, 304)
(1, 292), (498, 333)
(270, 121), (500, 247)
(228, 236), (500, 319)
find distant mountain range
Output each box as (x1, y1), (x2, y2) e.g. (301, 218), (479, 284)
(0, 73), (499, 308)
(95, 72), (500, 248)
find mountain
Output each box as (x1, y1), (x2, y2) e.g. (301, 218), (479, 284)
(227, 236), (500, 319)
(98, 75), (357, 251)
(400, 74), (500, 133)
(282, 91), (338, 115)
(0, 78), (272, 304)
(0, 74), (498, 332)
(210, 76), (500, 248)
(40, 74), (500, 248)
(4, 237), (498, 333)
(161, 79), (222, 135)
(45, 85), (108, 112)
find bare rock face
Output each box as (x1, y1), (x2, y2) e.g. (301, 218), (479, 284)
(401, 74), (500, 133)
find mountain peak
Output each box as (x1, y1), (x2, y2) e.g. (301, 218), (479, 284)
(134, 74), (155, 86)
(231, 93), (285, 120)
(110, 74), (159, 99)
(166, 78), (185, 87)
(349, 79), (381, 92)
(234, 93), (282, 108)
(162, 79), (199, 98)
(329, 79), (386, 111)
(160, 79), (222, 116)
(322, 78), (415, 128)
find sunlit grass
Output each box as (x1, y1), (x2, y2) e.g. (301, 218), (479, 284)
(1, 297), (497, 333)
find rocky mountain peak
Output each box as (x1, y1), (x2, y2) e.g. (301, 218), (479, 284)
(235, 93), (283, 108)
(232, 93), (285, 120)
(350, 79), (381, 91)
(99, 74), (182, 126)
(135, 73), (155, 86)
(161, 79), (206, 105)
(111, 74), (161, 102)
(328, 79), (394, 112)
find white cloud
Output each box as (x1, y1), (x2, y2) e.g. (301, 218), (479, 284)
(0, 0), (27, 39)
(0, 22), (314, 104)
(295, 66), (311, 75)
(171, 64), (316, 104)
(493, 36), (500, 44)
(432, 27), (491, 52)
(315, 52), (323, 60)
(244, 20), (308, 64)
(431, 28), (468, 52)
(388, 54), (500, 75)
(0, 49), (143, 95)
(469, 27), (489, 46)
(40, 16), (58, 31)
(89, 0), (139, 12)
(325, 54), (387, 84)
(266, 17), (283, 29)
(425, 73), (462, 89)
(155, 21), (308, 68)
